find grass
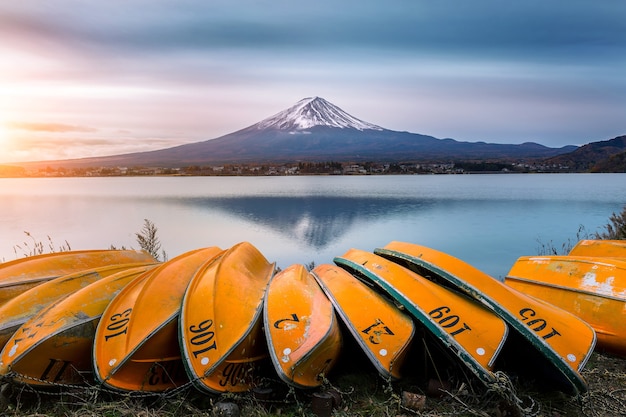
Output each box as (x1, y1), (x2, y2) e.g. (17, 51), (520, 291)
(11, 231), (72, 259)
(0, 350), (625, 416)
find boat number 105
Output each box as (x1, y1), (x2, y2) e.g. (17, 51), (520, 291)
(519, 308), (561, 340)
(428, 306), (472, 337)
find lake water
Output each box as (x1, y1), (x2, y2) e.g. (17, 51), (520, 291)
(1, 174), (624, 279)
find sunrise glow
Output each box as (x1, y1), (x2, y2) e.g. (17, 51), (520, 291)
(0, 1), (623, 164)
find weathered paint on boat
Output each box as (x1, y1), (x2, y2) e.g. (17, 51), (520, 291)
(264, 264), (342, 389)
(334, 249), (508, 388)
(93, 247), (223, 392)
(506, 255), (626, 356)
(375, 241), (596, 394)
(0, 265), (153, 386)
(568, 239), (626, 258)
(179, 242), (275, 393)
(312, 263), (414, 380)
(0, 250), (157, 307)
(0, 262), (157, 351)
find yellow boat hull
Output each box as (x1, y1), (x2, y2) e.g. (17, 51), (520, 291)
(93, 247), (223, 392)
(569, 239), (626, 258)
(180, 242), (274, 393)
(335, 249), (507, 387)
(376, 241), (596, 394)
(192, 317), (267, 393)
(312, 263), (414, 381)
(506, 255), (626, 356)
(0, 265), (153, 386)
(264, 264), (342, 389)
(0, 262), (157, 350)
(0, 250), (157, 307)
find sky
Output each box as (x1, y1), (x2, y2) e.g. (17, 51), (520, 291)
(1, 0), (625, 163)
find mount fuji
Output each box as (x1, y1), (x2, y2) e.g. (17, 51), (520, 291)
(22, 97), (576, 168)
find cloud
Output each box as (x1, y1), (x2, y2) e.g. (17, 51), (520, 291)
(7, 122), (98, 133)
(4, 132), (195, 163)
(3, 1), (625, 60)
(0, 0), (624, 154)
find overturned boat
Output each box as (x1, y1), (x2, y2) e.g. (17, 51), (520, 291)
(334, 249), (508, 388)
(93, 247), (223, 392)
(568, 239), (626, 258)
(264, 264), (342, 388)
(506, 255), (626, 357)
(179, 242), (275, 394)
(0, 249), (157, 307)
(0, 265), (154, 386)
(375, 241), (596, 394)
(312, 263), (414, 381)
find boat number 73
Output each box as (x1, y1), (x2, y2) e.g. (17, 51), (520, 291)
(428, 306), (472, 337)
(519, 308), (561, 340)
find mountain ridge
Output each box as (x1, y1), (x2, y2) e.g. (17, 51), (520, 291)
(10, 97), (580, 169)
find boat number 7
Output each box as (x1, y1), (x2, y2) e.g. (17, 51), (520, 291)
(274, 313), (299, 329)
(429, 306), (472, 337)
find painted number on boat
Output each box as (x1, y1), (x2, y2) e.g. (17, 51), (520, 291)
(11, 320), (44, 345)
(219, 362), (251, 388)
(519, 308), (561, 340)
(274, 313), (299, 329)
(187, 319), (217, 358)
(429, 306), (472, 337)
(147, 360), (185, 386)
(40, 358), (72, 383)
(104, 308), (132, 341)
(361, 319), (395, 344)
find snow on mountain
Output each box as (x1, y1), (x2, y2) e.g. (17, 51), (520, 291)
(253, 97), (384, 132)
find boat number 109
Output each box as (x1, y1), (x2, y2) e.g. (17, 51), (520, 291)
(428, 306), (472, 337)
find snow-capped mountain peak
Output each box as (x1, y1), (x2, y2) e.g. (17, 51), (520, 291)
(253, 97), (384, 131)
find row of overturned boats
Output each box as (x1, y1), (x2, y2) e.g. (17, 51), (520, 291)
(0, 239), (624, 398)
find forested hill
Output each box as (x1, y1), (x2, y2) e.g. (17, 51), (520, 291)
(545, 135), (626, 172)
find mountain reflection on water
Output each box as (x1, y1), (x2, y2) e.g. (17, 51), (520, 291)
(187, 196), (431, 249)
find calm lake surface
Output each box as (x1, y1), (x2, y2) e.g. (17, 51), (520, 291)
(1, 174), (624, 278)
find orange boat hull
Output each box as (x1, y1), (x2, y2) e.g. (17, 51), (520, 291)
(312, 263), (414, 380)
(0, 262), (157, 350)
(0, 250), (156, 307)
(264, 264), (342, 388)
(0, 265), (153, 386)
(180, 242), (274, 393)
(506, 255), (626, 356)
(93, 247), (223, 392)
(376, 241), (596, 394)
(569, 239), (626, 258)
(335, 249), (508, 387)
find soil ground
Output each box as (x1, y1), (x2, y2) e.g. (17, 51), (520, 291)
(0, 351), (624, 417)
